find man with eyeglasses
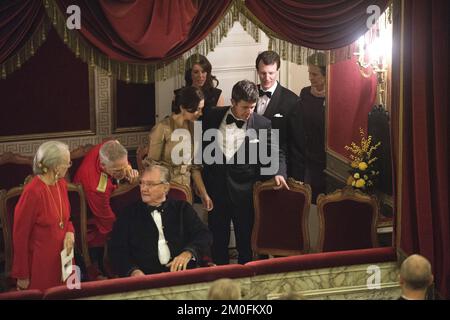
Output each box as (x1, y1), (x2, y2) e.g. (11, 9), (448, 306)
(73, 140), (139, 278)
(109, 164), (211, 277)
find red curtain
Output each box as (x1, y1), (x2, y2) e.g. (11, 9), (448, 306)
(245, 0), (389, 49)
(0, 0), (45, 63)
(392, 0), (450, 299)
(56, 0), (232, 63)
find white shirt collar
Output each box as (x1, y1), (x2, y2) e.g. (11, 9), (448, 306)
(260, 81), (278, 94)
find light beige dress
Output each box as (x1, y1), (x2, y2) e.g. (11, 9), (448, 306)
(147, 115), (201, 188)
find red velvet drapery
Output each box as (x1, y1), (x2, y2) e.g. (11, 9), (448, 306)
(244, 0), (389, 49)
(0, 0), (45, 64)
(55, 0), (232, 63)
(392, 0), (450, 299)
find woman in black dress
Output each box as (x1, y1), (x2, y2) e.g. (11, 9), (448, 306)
(174, 54), (224, 115)
(288, 52), (327, 203)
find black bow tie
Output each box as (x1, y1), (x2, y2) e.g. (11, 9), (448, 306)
(148, 202), (165, 213)
(226, 114), (245, 128)
(259, 89), (272, 99)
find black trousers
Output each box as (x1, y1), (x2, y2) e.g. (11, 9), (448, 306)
(208, 200), (254, 265)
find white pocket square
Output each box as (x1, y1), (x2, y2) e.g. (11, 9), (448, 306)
(274, 113), (283, 118)
(249, 138), (259, 143)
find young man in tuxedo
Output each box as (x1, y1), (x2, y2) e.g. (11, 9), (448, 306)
(255, 51), (302, 179)
(201, 80), (288, 265)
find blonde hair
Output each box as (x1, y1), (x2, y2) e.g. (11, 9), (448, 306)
(207, 279), (241, 300)
(33, 141), (70, 174)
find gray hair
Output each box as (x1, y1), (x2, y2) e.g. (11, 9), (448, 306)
(99, 140), (128, 166)
(142, 163), (170, 183)
(33, 141), (70, 175)
(207, 278), (241, 300)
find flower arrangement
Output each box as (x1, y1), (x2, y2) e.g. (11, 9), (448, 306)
(344, 128), (381, 192)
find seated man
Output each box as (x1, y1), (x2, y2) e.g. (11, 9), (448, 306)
(399, 254), (434, 300)
(109, 164), (212, 277)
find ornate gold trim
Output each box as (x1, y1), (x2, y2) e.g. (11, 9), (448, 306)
(44, 0), (242, 84)
(252, 177), (312, 256)
(0, 16), (52, 80)
(0, 152), (33, 166)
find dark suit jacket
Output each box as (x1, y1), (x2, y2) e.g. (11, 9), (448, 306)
(201, 106), (283, 208)
(258, 83), (298, 178)
(108, 199), (212, 277)
(287, 100), (307, 180)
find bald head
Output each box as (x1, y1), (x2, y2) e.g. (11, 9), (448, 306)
(400, 254), (433, 290)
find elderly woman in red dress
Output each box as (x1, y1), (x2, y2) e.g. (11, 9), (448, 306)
(12, 141), (75, 291)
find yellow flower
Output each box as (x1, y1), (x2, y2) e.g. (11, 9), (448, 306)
(358, 162), (368, 171)
(355, 179), (366, 188)
(354, 173), (360, 179)
(347, 176), (354, 185)
(351, 161), (359, 168)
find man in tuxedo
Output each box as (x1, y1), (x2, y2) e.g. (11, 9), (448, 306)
(108, 164), (212, 277)
(399, 254), (434, 300)
(201, 80), (288, 265)
(255, 51), (302, 179)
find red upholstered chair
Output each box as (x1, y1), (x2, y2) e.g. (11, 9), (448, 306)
(0, 152), (33, 190)
(110, 182), (141, 216)
(136, 144), (149, 173)
(66, 182), (91, 269)
(67, 144), (94, 182)
(0, 289), (43, 300)
(317, 187), (379, 252)
(168, 181), (192, 204)
(0, 186), (23, 289)
(252, 178), (311, 256)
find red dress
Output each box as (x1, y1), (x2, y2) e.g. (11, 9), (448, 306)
(73, 143), (117, 247)
(11, 176), (74, 291)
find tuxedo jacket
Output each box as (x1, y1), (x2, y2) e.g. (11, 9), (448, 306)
(201, 106), (285, 208)
(108, 199), (212, 277)
(258, 83), (299, 177)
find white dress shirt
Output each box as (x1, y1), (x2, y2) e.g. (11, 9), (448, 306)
(219, 108), (247, 161)
(257, 81), (278, 115)
(150, 209), (171, 265)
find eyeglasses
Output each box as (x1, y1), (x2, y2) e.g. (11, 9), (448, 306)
(139, 180), (166, 188)
(108, 165), (129, 174)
